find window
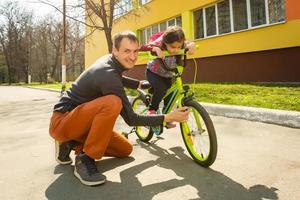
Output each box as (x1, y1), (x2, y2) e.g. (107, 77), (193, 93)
(176, 16), (182, 27)
(217, 0), (231, 34)
(140, 30), (147, 45)
(232, 0), (248, 31)
(146, 28), (151, 42)
(167, 19), (176, 26)
(250, 0), (266, 27)
(194, 9), (204, 39)
(205, 6), (217, 36)
(152, 24), (159, 35)
(139, 16), (182, 44)
(159, 22), (167, 31)
(113, 0), (132, 19)
(268, 0), (285, 23)
(140, 0), (150, 5)
(193, 0), (285, 39)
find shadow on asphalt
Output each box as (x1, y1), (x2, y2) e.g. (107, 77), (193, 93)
(45, 141), (278, 200)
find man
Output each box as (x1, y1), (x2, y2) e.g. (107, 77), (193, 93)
(49, 31), (189, 186)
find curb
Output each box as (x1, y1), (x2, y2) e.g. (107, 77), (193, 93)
(25, 86), (300, 129)
(24, 86), (62, 93)
(201, 103), (300, 129)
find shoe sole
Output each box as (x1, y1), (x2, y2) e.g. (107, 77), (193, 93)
(55, 140), (73, 165)
(166, 125), (176, 129)
(74, 167), (106, 186)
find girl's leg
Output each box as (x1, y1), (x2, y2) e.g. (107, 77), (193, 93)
(162, 78), (173, 110)
(146, 70), (170, 111)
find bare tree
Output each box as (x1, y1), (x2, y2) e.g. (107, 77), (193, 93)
(46, 18), (63, 80)
(81, 0), (148, 52)
(0, 0), (147, 84)
(67, 20), (85, 80)
(85, 0), (114, 52)
(0, 28), (12, 84)
(0, 1), (33, 84)
(30, 20), (53, 82)
(38, 0), (149, 53)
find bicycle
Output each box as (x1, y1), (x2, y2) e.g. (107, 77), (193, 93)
(124, 49), (217, 167)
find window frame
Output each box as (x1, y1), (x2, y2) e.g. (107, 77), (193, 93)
(139, 0), (151, 6)
(193, 0), (286, 40)
(139, 16), (183, 44)
(113, 0), (133, 20)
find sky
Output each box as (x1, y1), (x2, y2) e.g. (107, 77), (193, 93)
(2, 0), (79, 17)
(0, 0), (84, 33)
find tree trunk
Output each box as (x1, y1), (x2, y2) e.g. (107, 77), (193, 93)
(105, 28), (113, 53)
(0, 40), (12, 85)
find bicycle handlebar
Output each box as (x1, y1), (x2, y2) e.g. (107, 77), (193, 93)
(138, 48), (189, 72)
(138, 49), (186, 58)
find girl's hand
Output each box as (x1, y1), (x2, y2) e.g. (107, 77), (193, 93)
(152, 47), (165, 59)
(186, 42), (196, 55)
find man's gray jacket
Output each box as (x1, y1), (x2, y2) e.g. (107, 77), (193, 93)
(53, 54), (164, 126)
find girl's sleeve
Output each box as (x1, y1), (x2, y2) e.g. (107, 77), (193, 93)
(139, 31), (164, 51)
(139, 43), (155, 51)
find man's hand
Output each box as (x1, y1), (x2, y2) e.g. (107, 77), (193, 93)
(164, 107), (189, 123)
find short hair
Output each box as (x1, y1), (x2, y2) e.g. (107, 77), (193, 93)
(113, 31), (139, 50)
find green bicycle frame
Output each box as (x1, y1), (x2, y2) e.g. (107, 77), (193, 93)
(138, 50), (203, 141)
(135, 49), (215, 163)
(138, 50), (186, 115)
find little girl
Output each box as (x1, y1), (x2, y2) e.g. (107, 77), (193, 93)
(140, 26), (195, 128)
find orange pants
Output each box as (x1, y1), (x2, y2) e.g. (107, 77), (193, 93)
(49, 95), (133, 160)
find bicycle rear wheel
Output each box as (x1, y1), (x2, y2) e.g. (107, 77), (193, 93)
(132, 97), (154, 142)
(180, 100), (217, 167)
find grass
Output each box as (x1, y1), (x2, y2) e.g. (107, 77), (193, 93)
(25, 82), (73, 90)
(190, 83), (300, 111)
(13, 82), (300, 112)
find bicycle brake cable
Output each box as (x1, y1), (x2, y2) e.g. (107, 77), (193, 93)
(192, 58), (198, 94)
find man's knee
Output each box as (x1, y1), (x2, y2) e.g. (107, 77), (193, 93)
(96, 95), (122, 113)
(121, 144), (133, 157)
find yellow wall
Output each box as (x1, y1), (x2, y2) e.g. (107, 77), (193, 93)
(85, 0), (300, 67)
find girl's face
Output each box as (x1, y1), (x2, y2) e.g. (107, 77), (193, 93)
(165, 41), (184, 55)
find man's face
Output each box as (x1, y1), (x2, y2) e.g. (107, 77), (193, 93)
(112, 38), (139, 69)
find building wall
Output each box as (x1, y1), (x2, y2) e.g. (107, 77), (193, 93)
(125, 46), (300, 82)
(85, 0), (300, 82)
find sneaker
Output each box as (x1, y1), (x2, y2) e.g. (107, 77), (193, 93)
(55, 140), (74, 165)
(166, 122), (176, 129)
(148, 109), (156, 115)
(74, 153), (106, 186)
(148, 109), (161, 135)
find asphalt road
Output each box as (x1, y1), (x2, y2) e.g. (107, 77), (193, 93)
(0, 86), (299, 200)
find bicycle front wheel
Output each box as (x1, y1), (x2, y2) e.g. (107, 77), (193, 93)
(132, 97), (154, 142)
(180, 100), (217, 167)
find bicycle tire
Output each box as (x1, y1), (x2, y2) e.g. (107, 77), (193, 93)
(180, 100), (217, 167)
(132, 97), (154, 142)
